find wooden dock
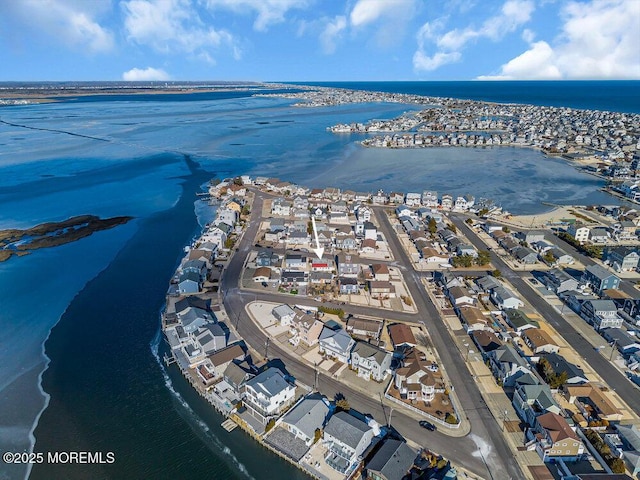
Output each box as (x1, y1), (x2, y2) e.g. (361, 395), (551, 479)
(221, 419), (238, 432)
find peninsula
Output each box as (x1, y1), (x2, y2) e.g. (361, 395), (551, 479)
(0, 214), (133, 262)
(161, 172), (640, 480)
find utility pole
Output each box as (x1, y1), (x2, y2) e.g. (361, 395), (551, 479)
(610, 339), (617, 361)
(265, 337), (270, 360)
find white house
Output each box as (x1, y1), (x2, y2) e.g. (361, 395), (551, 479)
(242, 367), (296, 424)
(350, 342), (392, 382)
(272, 304), (296, 326)
(323, 411), (376, 474)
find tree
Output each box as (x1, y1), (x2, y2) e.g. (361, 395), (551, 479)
(265, 419), (276, 432)
(478, 208), (489, 217)
(314, 428), (322, 444)
(224, 237), (235, 249)
(452, 254), (474, 268)
(241, 204), (251, 216)
(542, 250), (555, 264)
(233, 176), (243, 186)
(610, 458), (626, 474)
(448, 223), (457, 234)
(335, 398), (350, 412)
(476, 250), (491, 266)
(436, 458), (448, 469)
(428, 218), (437, 235)
(502, 226), (510, 233)
(307, 221), (313, 235)
(465, 218), (474, 225)
(445, 413), (458, 424)
(491, 269), (502, 278)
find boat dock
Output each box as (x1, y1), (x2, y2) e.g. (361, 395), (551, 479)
(221, 419), (238, 432)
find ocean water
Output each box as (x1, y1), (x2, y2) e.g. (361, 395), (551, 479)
(294, 80), (640, 114)
(0, 84), (634, 479)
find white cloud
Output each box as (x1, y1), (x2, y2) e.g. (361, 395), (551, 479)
(122, 0), (237, 60)
(350, 0), (412, 27)
(413, 50), (461, 71)
(479, 0), (640, 79)
(122, 67), (170, 81)
(203, 0), (308, 32)
(413, 0), (535, 72)
(320, 16), (347, 54)
(4, 0), (114, 53)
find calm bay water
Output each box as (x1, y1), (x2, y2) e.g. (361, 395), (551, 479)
(0, 82), (635, 479)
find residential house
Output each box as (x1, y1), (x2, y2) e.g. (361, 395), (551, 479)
(178, 271), (201, 294)
(370, 264), (390, 281)
(388, 324), (417, 349)
(393, 348), (441, 402)
(458, 305), (488, 331)
(272, 304), (296, 326)
(470, 330), (503, 355)
(456, 243), (478, 257)
(281, 270), (307, 285)
(448, 286), (475, 307)
(504, 309), (539, 334)
(285, 253), (307, 269)
(522, 329), (560, 354)
(440, 194), (453, 210)
(280, 394), (330, 447)
(563, 384), (623, 423)
(527, 412), (584, 462)
(356, 205), (372, 222)
(616, 424), (640, 477)
(338, 277), (360, 295)
(242, 367), (296, 424)
(336, 253), (360, 277)
(580, 299), (624, 330)
(360, 238), (378, 254)
(256, 249), (280, 267)
(405, 193), (421, 207)
(271, 197), (292, 216)
(318, 327), (355, 364)
(290, 313), (324, 347)
(543, 268), (579, 294)
(350, 342), (392, 382)
(363, 222), (378, 241)
(223, 361), (254, 395)
(346, 317), (383, 341)
(602, 328), (640, 356)
(541, 353), (589, 385)
(567, 224), (590, 244)
(395, 205), (413, 218)
(253, 267), (272, 283)
(605, 247), (640, 272)
(365, 439), (417, 480)
(487, 344), (531, 387)
(521, 231), (546, 244)
(323, 411), (376, 474)
(475, 275), (501, 293)
(201, 344), (245, 385)
(491, 286), (524, 310)
(589, 227), (611, 243)
(368, 281), (396, 298)
(512, 382), (562, 427)
(513, 246), (538, 264)
(421, 191), (438, 207)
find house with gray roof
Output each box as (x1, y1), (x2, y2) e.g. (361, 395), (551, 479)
(178, 270), (201, 294)
(323, 411), (376, 474)
(541, 353), (588, 385)
(513, 246), (538, 264)
(272, 304), (296, 326)
(616, 424), (640, 477)
(280, 394), (330, 447)
(487, 344), (531, 387)
(350, 342), (392, 382)
(365, 438), (417, 480)
(602, 328), (640, 356)
(582, 264), (620, 294)
(194, 323), (229, 353)
(319, 327), (355, 364)
(512, 382), (562, 428)
(475, 275), (501, 292)
(178, 307), (214, 333)
(605, 246), (640, 272)
(543, 268), (578, 294)
(580, 299), (623, 330)
(242, 367), (296, 424)
(492, 286), (524, 310)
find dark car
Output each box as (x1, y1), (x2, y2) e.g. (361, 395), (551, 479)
(419, 420), (436, 431)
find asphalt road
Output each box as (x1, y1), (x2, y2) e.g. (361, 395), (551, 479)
(220, 191), (523, 479)
(449, 215), (640, 414)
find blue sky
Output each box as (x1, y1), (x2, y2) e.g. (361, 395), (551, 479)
(1, 0), (638, 81)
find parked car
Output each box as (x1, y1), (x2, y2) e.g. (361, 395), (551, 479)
(419, 420), (436, 431)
